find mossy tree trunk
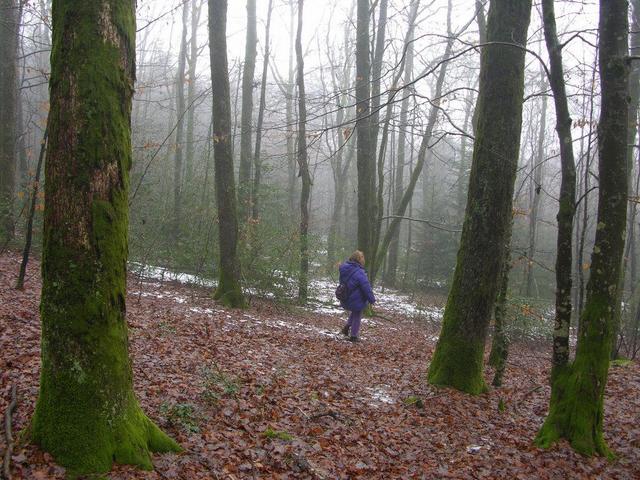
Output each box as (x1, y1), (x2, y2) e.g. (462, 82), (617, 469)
(541, 0), (577, 376)
(0, 0), (19, 246)
(209, 0), (246, 308)
(296, 0), (312, 301)
(427, 0), (532, 395)
(535, 0), (629, 456)
(238, 0), (257, 222)
(611, 0), (640, 358)
(31, 1), (180, 475)
(489, 247), (511, 387)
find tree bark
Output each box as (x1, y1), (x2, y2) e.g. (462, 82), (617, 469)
(611, 0), (640, 358)
(173, 0), (189, 241)
(0, 0), (19, 245)
(209, 0), (246, 308)
(185, 0), (203, 182)
(427, 0), (532, 395)
(489, 247), (512, 387)
(31, 1), (180, 474)
(251, 0), (273, 220)
(541, 0), (578, 376)
(296, 0), (312, 301)
(16, 127), (48, 291)
(355, 0), (377, 265)
(238, 0), (257, 221)
(536, 0), (629, 456)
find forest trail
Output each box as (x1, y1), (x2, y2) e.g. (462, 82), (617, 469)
(1, 252), (639, 479)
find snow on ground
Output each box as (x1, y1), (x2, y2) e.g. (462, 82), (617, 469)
(307, 278), (443, 321)
(129, 262), (443, 324)
(129, 262), (218, 288)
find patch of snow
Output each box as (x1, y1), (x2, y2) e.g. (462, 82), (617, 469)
(305, 277), (443, 321)
(129, 262), (217, 288)
(366, 385), (395, 405)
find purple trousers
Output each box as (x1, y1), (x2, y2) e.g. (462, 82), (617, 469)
(346, 310), (363, 337)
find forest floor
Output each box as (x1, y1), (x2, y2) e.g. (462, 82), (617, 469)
(1, 251), (639, 479)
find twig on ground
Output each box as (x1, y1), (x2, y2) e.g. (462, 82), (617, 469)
(2, 385), (18, 480)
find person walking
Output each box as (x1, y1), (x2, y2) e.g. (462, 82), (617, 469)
(338, 250), (376, 342)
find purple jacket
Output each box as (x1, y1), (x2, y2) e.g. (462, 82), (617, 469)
(339, 260), (376, 312)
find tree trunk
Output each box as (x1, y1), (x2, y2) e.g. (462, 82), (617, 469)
(355, 0), (377, 264)
(252, 0), (273, 220)
(286, 1), (297, 214)
(427, 0), (532, 395)
(370, 0), (388, 258)
(611, 0), (640, 358)
(536, 0), (629, 456)
(31, 1), (180, 474)
(371, 17), (455, 283)
(173, 0), (189, 241)
(296, 0), (312, 301)
(382, 0), (419, 287)
(489, 247), (512, 387)
(0, 0), (19, 245)
(524, 77), (547, 298)
(370, 0), (388, 153)
(209, 0), (246, 308)
(238, 0), (257, 221)
(456, 84), (477, 224)
(185, 0), (202, 182)
(541, 0), (578, 376)
(16, 127), (48, 290)
(577, 56), (599, 323)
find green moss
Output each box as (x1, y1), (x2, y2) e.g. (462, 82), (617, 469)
(535, 295), (615, 458)
(428, 334), (488, 395)
(263, 428), (294, 441)
(610, 358), (632, 367)
(214, 267), (247, 308)
(403, 395), (425, 409)
(32, 1), (180, 476)
(428, 298), (488, 395)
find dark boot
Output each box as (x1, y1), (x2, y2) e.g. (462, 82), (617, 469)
(340, 325), (350, 336)
(349, 336), (358, 342)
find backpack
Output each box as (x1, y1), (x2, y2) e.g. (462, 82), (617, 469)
(335, 269), (357, 303)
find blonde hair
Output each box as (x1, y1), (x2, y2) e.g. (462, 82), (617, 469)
(349, 250), (365, 266)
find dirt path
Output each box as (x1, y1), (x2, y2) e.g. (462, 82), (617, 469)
(1, 253), (639, 479)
